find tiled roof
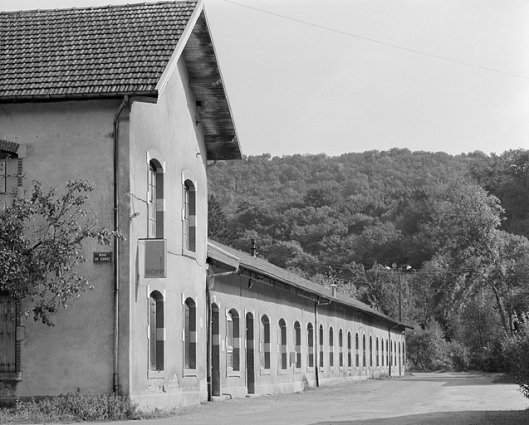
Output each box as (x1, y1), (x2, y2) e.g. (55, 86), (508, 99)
(208, 240), (404, 326)
(0, 1), (198, 100)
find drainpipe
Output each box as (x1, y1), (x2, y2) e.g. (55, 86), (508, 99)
(206, 267), (239, 401)
(113, 96), (129, 395)
(314, 297), (331, 388)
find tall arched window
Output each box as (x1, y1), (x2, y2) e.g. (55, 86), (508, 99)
(376, 337), (379, 367)
(355, 333), (359, 368)
(227, 309), (240, 371)
(319, 325), (324, 368)
(149, 291), (164, 371)
(148, 160), (164, 238)
(339, 329), (343, 368)
(369, 336), (373, 367)
(294, 321), (301, 369)
(347, 331), (352, 368)
(362, 334), (366, 368)
(386, 339), (389, 367)
(329, 327), (334, 368)
(381, 337), (385, 367)
(260, 315), (271, 370)
(307, 323), (314, 368)
(278, 319), (287, 370)
(184, 298), (196, 370)
(183, 179), (196, 253)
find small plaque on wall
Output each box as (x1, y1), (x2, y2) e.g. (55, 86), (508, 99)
(93, 252), (113, 263)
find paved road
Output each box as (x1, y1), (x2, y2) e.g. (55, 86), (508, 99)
(114, 372), (529, 425)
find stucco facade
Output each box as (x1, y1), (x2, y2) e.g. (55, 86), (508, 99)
(206, 243), (407, 401)
(0, 1), (407, 412)
(0, 2), (241, 410)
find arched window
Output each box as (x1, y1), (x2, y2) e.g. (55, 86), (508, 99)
(329, 327), (334, 368)
(362, 334), (366, 368)
(294, 321), (301, 369)
(376, 337), (379, 367)
(149, 291), (164, 371)
(381, 338), (385, 367)
(369, 336), (373, 367)
(339, 329), (344, 368)
(227, 309), (240, 371)
(355, 332), (359, 368)
(319, 325), (324, 368)
(183, 179), (196, 253)
(211, 304), (220, 396)
(184, 298), (196, 370)
(260, 315), (271, 370)
(347, 331), (352, 368)
(307, 323), (314, 368)
(278, 319), (287, 370)
(148, 160), (164, 238)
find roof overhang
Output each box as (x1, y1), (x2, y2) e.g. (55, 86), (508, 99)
(182, 10), (242, 161)
(207, 241), (240, 272)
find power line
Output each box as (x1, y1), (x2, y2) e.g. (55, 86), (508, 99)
(223, 0), (529, 81)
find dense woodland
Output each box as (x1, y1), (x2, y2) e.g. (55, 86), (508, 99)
(208, 148), (529, 373)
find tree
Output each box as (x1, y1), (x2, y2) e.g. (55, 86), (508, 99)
(0, 180), (121, 325)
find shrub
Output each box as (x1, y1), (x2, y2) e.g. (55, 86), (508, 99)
(504, 320), (529, 399)
(406, 321), (451, 370)
(0, 392), (139, 423)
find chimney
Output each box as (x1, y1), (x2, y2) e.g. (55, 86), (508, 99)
(331, 284), (337, 297)
(250, 238), (257, 258)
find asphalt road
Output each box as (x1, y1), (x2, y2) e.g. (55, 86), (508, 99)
(111, 372), (529, 425)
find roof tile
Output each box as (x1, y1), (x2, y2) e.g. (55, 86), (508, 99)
(0, 1), (198, 100)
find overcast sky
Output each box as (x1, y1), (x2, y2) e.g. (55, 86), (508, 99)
(2, 0), (528, 158)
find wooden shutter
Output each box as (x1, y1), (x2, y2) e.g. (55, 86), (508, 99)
(0, 295), (16, 373)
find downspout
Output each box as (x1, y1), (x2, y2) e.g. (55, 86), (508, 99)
(206, 267), (239, 401)
(113, 96), (129, 395)
(314, 297), (331, 388)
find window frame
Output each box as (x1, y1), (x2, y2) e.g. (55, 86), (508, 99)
(294, 321), (302, 370)
(226, 309), (240, 376)
(182, 179), (196, 256)
(278, 319), (288, 373)
(260, 315), (271, 375)
(148, 291), (164, 377)
(307, 323), (314, 369)
(183, 297), (197, 375)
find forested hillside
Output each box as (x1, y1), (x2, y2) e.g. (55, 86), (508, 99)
(208, 148), (529, 372)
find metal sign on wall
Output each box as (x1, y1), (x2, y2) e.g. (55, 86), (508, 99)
(144, 239), (167, 278)
(93, 252), (112, 263)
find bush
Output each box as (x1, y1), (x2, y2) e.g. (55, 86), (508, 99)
(0, 392), (139, 423)
(504, 320), (529, 399)
(406, 321), (451, 370)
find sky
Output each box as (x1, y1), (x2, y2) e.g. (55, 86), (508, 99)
(1, 0), (528, 158)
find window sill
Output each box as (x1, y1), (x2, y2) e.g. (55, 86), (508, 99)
(184, 369), (197, 377)
(0, 372), (22, 381)
(260, 369), (271, 376)
(182, 248), (197, 259)
(148, 370), (164, 379)
(227, 370), (240, 378)
(278, 369), (288, 375)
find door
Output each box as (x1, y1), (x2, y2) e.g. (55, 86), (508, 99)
(246, 313), (255, 394)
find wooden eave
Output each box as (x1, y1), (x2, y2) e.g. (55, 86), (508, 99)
(182, 12), (242, 161)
